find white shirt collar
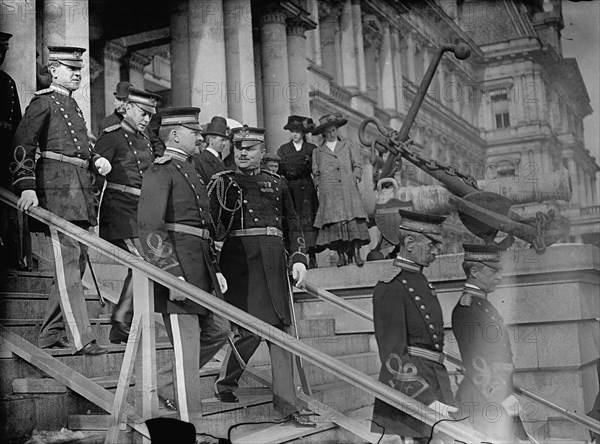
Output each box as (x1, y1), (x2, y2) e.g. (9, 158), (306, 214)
(206, 147), (220, 159)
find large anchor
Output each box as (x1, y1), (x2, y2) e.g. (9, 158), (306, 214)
(358, 43), (570, 253)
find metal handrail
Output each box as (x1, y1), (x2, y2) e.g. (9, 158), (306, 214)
(301, 279), (600, 434)
(0, 188), (490, 442)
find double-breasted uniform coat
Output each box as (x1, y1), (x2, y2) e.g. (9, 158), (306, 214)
(138, 147), (228, 417)
(11, 84), (104, 350)
(208, 168), (308, 416)
(372, 257), (454, 439)
(452, 284), (528, 441)
(277, 140), (319, 250)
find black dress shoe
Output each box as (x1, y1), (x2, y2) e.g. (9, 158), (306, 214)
(158, 395), (178, 411)
(216, 391), (239, 403)
(109, 320), (130, 344)
(75, 340), (108, 356)
(41, 336), (70, 349)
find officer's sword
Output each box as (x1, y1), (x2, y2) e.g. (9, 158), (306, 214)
(288, 276), (312, 397)
(86, 253), (106, 307)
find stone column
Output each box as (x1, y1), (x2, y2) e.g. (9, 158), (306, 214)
(391, 28), (405, 112)
(224, 0), (257, 125)
(585, 173), (593, 207)
(406, 31), (416, 83)
(260, 7), (291, 152)
(339, 0), (358, 92)
(451, 70), (461, 116)
(380, 22), (396, 113)
(287, 19), (311, 116)
(3, 0), (36, 109)
(170, 0), (191, 106)
(189, 0), (228, 117)
(318, 6), (341, 80)
(352, 0), (367, 93)
(103, 42), (126, 116)
(43, 0), (91, 123)
(128, 52), (150, 91)
(306, 0), (322, 65)
(578, 166), (587, 206)
(567, 158), (580, 206)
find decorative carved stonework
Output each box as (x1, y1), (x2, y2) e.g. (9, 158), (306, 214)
(287, 18), (309, 36)
(260, 7), (287, 26)
(104, 42), (126, 63)
(318, 0), (343, 21)
(129, 52), (151, 73)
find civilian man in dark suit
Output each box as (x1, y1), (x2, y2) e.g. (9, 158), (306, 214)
(193, 115), (227, 184)
(208, 126), (315, 427)
(371, 210), (457, 442)
(138, 107), (229, 421)
(452, 243), (529, 442)
(94, 87), (161, 344)
(12, 46), (112, 355)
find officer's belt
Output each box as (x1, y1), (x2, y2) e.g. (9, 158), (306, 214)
(106, 182), (141, 196)
(228, 227), (283, 238)
(39, 151), (88, 169)
(164, 223), (211, 240)
(408, 346), (444, 364)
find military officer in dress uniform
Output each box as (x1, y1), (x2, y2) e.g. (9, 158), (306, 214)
(98, 81), (164, 156)
(371, 209), (457, 443)
(138, 107), (229, 421)
(193, 115), (227, 184)
(452, 244), (529, 442)
(208, 126), (315, 427)
(0, 31), (30, 272)
(11, 46), (112, 355)
(94, 87), (161, 344)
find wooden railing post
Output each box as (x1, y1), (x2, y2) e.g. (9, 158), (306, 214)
(132, 270), (158, 443)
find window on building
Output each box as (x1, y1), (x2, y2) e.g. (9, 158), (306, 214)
(490, 90), (511, 129)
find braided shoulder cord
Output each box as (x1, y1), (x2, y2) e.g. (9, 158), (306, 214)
(208, 175), (244, 238)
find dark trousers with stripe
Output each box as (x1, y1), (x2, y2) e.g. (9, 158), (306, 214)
(215, 324), (298, 418)
(108, 238), (143, 332)
(160, 311), (228, 419)
(38, 227), (97, 350)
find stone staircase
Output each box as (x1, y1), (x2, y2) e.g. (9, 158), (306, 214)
(0, 248), (385, 443)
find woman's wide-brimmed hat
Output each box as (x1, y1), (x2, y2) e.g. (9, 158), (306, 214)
(283, 115), (315, 133)
(312, 113), (348, 135)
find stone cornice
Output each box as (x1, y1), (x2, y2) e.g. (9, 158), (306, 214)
(104, 42), (127, 63)
(129, 52), (151, 72)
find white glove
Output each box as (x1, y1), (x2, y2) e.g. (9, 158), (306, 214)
(216, 272), (228, 294)
(169, 276), (187, 302)
(292, 262), (307, 287)
(94, 157), (112, 176)
(428, 400), (458, 418)
(18, 190), (39, 211)
(501, 394), (521, 417)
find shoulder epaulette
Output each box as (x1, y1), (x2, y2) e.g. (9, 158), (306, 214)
(212, 170), (234, 179)
(34, 88), (53, 95)
(459, 292), (472, 307)
(153, 156), (172, 165)
(262, 169), (282, 179)
(380, 265), (403, 284)
(103, 124), (121, 133)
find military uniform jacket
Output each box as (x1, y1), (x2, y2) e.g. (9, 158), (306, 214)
(371, 258), (454, 438)
(0, 70), (22, 187)
(95, 120), (155, 240)
(451, 285), (526, 440)
(11, 84), (101, 226)
(138, 149), (220, 316)
(208, 169), (307, 325)
(193, 149), (225, 185)
(99, 110), (165, 157)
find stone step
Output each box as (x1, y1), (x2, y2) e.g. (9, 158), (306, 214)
(0, 273), (54, 294)
(302, 352), (380, 387)
(0, 295), (115, 320)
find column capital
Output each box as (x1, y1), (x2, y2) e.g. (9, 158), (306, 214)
(260, 7), (287, 26)
(286, 18), (309, 36)
(318, 1), (343, 20)
(129, 51), (151, 72)
(104, 42), (127, 63)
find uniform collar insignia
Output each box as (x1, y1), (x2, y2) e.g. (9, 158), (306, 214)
(50, 84), (72, 97)
(460, 284), (487, 306)
(164, 147), (190, 162)
(393, 256), (423, 273)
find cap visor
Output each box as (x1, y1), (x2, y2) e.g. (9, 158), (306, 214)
(238, 140), (263, 148)
(182, 123), (202, 131)
(58, 60), (84, 68)
(136, 104), (156, 114)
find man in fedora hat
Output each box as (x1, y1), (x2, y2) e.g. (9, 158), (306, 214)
(193, 115), (228, 184)
(277, 115), (319, 268)
(138, 107), (229, 420)
(371, 209), (457, 442)
(312, 113), (370, 267)
(208, 126), (315, 427)
(11, 46), (113, 355)
(94, 87), (162, 344)
(452, 243), (529, 442)
(0, 31), (30, 272)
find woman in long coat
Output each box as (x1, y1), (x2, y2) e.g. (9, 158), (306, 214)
(277, 115), (319, 268)
(312, 113), (370, 266)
